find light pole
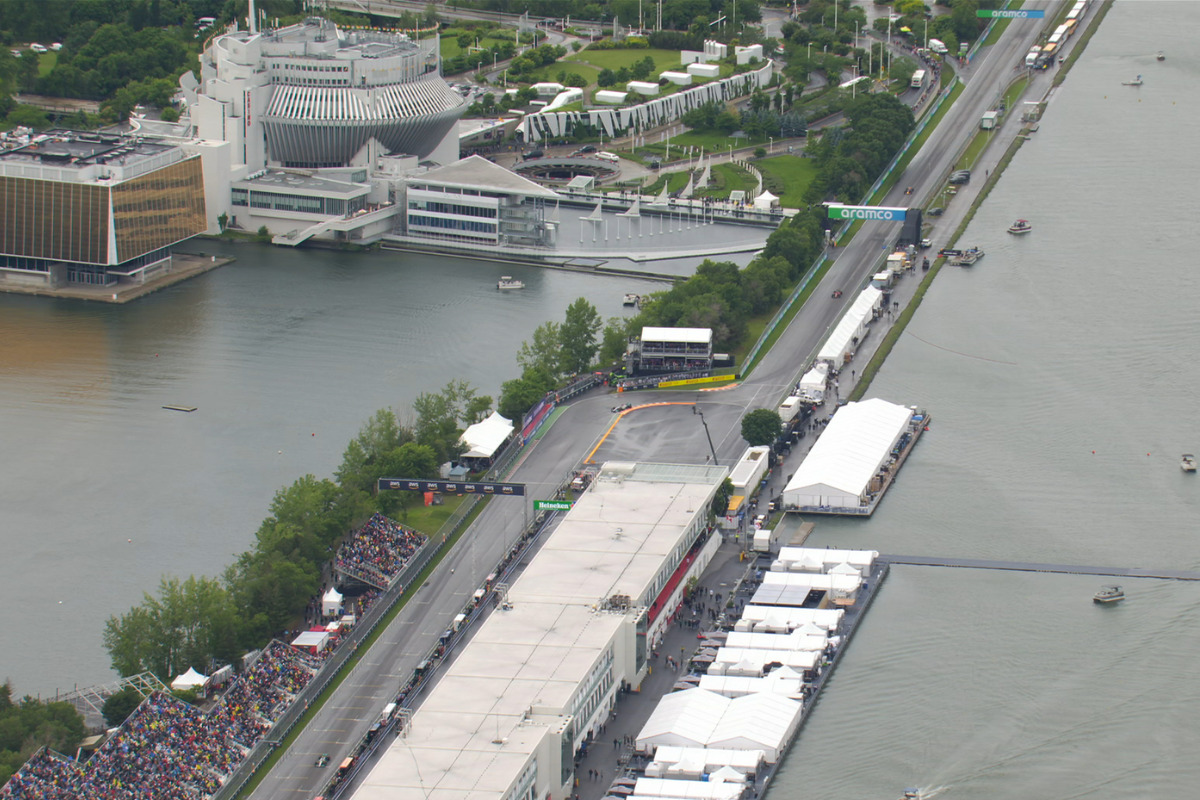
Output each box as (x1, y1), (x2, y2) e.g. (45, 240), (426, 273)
(768, 136), (773, 153)
(693, 406), (719, 465)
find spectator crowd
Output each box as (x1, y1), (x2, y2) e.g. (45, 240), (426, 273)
(1, 642), (322, 800)
(334, 513), (427, 586)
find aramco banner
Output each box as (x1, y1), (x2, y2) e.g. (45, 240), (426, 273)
(827, 204), (908, 221)
(977, 9), (1045, 18)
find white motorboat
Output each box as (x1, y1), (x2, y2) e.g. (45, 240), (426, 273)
(1181, 454), (1197, 472)
(1007, 219), (1032, 234)
(1122, 75), (1143, 86)
(1094, 585), (1125, 604)
(623, 293), (641, 306)
(497, 276), (525, 290)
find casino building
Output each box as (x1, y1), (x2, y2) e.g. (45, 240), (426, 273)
(184, 15), (467, 244)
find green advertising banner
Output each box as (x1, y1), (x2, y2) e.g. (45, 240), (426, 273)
(977, 9), (1045, 18)
(534, 500), (573, 511)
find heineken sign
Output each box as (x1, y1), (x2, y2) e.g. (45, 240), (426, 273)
(534, 500), (573, 511)
(827, 205), (907, 221)
(977, 9), (1045, 17)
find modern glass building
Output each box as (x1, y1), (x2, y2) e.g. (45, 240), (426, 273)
(0, 132), (207, 286)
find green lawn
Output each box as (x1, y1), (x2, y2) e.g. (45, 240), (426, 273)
(640, 170), (694, 196)
(755, 155), (817, 208)
(567, 47), (689, 75)
(38, 51), (57, 77)
(395, 494), (470, 537)
(1002, 75), (1028, 111)
(440, 29), (512, 60)
(696, 162), (757, 199)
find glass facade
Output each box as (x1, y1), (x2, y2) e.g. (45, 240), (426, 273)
(408, 215), (496, 236)
(233, 187), (364, 216)
(110, 157), (207, 264)
(0, 175), (109, 264)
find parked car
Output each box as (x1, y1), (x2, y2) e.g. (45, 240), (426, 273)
(523, 149), (544, 160)
(577, 144), (597, 153)
(949, 170), (971, 185)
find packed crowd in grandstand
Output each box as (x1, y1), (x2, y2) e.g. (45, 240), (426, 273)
(334, 513), (427, 585)
(1, 643), (322, 800)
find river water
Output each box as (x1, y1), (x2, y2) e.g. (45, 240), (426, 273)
(0, 244), (692, 695)
(771, 3), (1200, 797)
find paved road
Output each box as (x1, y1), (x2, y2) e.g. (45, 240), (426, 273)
(249, 4), (1080, 798)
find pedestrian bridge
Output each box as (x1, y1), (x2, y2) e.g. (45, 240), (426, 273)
(880, 554), (1200, 581)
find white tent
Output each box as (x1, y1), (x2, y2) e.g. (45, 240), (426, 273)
(170, 666), (208, 692)
(646, 746), (765, 779)
(798, 363), (828, 402)
(636, 689), (804, 762)
(698, 673), (805, 699)
(752, 190), (779, 210)
(774, 547), (877, 577)
(322, 586), (343, 617)
(781, 398), (914, 510)
(707, 647), (819, 676)
(706, 693), (802, 760)
(734, 605), (844, 632)
(633, 778), (742, 800)
(459, 410), (515, 460)
(723, 630), (827, 652)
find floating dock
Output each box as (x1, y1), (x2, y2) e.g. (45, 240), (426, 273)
(162, 405), (197, 413)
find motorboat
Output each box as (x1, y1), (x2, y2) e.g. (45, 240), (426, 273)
(1182, 454), (1197, 472)
(952, 247), (984, 266)
(1007, 219), (1032, 234)
(1156, 51), (1166, 61)
(497, 276), (525, 290)
(1094, 585), (1125, 604)
(1122, 75), (1143, 86)
(623, 293), (641, 306)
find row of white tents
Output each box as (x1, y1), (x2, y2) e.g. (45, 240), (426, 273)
(634, 549), (877, 778)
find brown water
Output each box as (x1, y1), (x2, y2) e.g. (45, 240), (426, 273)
(0, 243), (666, 695)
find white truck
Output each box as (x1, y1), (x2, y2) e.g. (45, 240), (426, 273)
(778, 395), (805, 428)
(1025, 46), (1041, 68)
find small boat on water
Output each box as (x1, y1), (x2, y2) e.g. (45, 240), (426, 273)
(952, 246), (984, 266)
(1008, 219), (1032, 235)
(623, 293), (641, 306)
(1094, 585), (1125, 604)
(497, 276), (525, 290)
(1181, 454), (1197, 472)
(1156, 51), (1166, 61)
(1122, 75), (1143, 86)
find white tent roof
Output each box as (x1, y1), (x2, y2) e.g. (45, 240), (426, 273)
(817, 286), (883, 363)
(775, 546), (878, 572)
(323, 586), (342, 603)
(734, 605), (843, 632)
(170, 666), (208, 691)
(752, 190), (779, 210)
(708, 647), (819, 674)
(649, 746), (765, 773)
(636, 689), (803, 762)
(641, 326), (713, 344)
(722, 630), (827, 652)
(697, 674), (805, 698)
(782, 399), (914, 501)
(459, 411), (514, 459)
(633, 778), (742, 800)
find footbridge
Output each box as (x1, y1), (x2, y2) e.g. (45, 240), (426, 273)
(880, 555), (1200, 581)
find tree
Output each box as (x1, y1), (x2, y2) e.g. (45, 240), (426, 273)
(103, 575), (240, 681)
(464, 393), (493, 424)
(599, 316), (632, 365)
(596, 67), (616, 87)
(255, 225), (270, 243)
(377, 442), (439, 518)
(101, 687), (144, 727)
(710, 477), (735, 518)
(517, 321), (562, 379)
(741, 408), (783, 446)
(559, 297), (602, 375)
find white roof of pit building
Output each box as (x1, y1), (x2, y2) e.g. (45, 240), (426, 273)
(353, 462), (726, 800)
(641, 326), (713, 344)
(459, 410), (514, 459)
(731, 606), (844, 632)
(781, 398), (914, 501)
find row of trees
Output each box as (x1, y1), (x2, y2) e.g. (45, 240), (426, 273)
(455, 1), (759, 32)
(0, 684), (86, 788)
(596, 55), (657, 87)
(103, 381), (494, 683)
(498, 298), (602, 420)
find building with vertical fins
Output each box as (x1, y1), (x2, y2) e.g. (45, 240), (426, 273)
(183, 15), (467, 245)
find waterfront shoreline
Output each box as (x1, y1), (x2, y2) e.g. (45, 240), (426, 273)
(0, 253), (234, 304)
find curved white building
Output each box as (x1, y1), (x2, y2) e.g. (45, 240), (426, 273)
(195, 18), (465, 168)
